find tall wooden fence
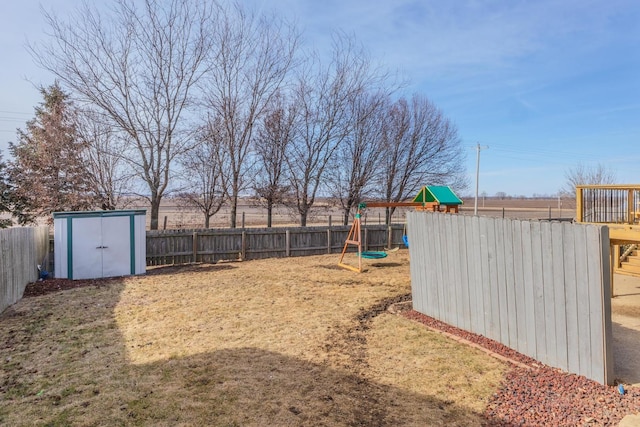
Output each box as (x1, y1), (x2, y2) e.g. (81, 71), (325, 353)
(0, 226), (50, 313)
(146, 224), (405, 266)
(407, 212), (614, 385)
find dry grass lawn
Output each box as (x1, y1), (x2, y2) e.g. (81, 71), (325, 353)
(0, 250), (507, 426)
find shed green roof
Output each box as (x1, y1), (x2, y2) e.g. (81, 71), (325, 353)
(412, 186), (463, 205)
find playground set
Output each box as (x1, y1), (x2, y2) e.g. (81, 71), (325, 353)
(338, 185), (462, 272)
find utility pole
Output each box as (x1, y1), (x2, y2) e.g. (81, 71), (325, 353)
(474, 143), (489, 215)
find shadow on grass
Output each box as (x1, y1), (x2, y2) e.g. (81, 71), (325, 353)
(146, 263), (237, 276)
(369, 262), (403, 268)
(0, 278), (486, 426)
(119, 348), (486, 426)
(317, 264), (345, 270)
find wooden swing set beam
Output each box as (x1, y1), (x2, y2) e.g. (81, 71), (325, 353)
(362, 201), (426, 208)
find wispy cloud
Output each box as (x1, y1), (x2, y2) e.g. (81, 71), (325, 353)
(250, 0), (639, 84)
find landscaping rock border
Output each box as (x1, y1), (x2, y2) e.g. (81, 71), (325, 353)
(402, 310), (640, 426)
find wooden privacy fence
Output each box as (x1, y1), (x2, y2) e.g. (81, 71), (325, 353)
(407, 212), (614, 385)
(0, 226), (50, 313)
(146, 224), (405, 266)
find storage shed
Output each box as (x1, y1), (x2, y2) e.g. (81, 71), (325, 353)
(54, 210), (146, 280)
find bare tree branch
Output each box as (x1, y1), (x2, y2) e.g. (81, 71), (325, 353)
(32, 0), (213, 228)
(378, 94), (468, 222)
(286, 34), (387, 226)
(253, 91), (295, 227)
(75, 109), (136, 210)
(176, 120), (228, 228)
(200, 2), (299, 228)
(328, 91), (388, 225)
(561, 162), (617, 196)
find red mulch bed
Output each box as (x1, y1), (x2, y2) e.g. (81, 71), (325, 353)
(403, 310), (640, 426)
(23, 278), (119, 298)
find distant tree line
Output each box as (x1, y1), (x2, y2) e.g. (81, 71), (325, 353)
(487, 163), (618, 201)
(0, 0), (468, 229)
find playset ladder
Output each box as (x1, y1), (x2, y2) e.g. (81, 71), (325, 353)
(338, 209), (363, 273)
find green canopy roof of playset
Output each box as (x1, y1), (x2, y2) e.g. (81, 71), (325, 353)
(412, 186), (463, 205)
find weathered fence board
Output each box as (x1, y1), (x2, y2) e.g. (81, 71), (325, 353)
(408, 212), (614, 385)
(0, 227), (49, 313)
(146, 224), (405, 266)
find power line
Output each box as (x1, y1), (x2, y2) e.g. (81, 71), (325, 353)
(0, 118), (29, 122)
(484, 143), (615, 165)
(0, 110), (31, 116)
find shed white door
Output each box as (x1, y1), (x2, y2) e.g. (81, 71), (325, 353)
(71, 216), (131, 279)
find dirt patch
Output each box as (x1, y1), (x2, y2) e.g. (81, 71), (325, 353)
(23, 277), (119, 297)
(22, 263), (239, 298)
(145, 262), (237, 275)
(324, 293), (412, 375)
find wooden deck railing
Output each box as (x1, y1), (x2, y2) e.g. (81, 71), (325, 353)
(576, 185), (640, 225)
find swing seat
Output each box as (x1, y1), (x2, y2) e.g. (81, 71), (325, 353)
(361, 251), (387, 259)
(402, 235), (409, 247)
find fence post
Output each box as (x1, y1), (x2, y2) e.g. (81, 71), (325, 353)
(327, 229), (331, 254)
(241, 231), (246, 260)
(192, 231), (198, 263)
(611, 244), (616, 297)
(576, 187), (583, 222)
(364, 227), (369, 251)
(285, 229), (291, 257)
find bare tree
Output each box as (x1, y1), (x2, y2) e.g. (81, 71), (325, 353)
(200, 3), (299, 228)
(75, 110), (135, 210)
(286, 35), (385, 226)
(177, 120), (228, 228)
(253, 93), (295, 227)
(378, 94), (467, 223)
(561, 162), (617, 196)
(329, 92), (387, 225)
(33, 0), (213, 229)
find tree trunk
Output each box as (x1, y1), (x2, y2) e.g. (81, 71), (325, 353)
(300, 211), (307, 227)
(205, 214), (210, 229)
(267, 200), (273, 228)
(150, 197), (161, 230)
(230, 195), (237, 228)
(343, 209), (350, 226)
(386, 206), (396, 225)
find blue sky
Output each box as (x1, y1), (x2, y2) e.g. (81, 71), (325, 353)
(2, 0), (639, 197)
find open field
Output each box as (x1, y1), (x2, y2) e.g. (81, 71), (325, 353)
(0, 196), (577, 229)
(132, 197), (578, 230)
(0, 251), (507, 426)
